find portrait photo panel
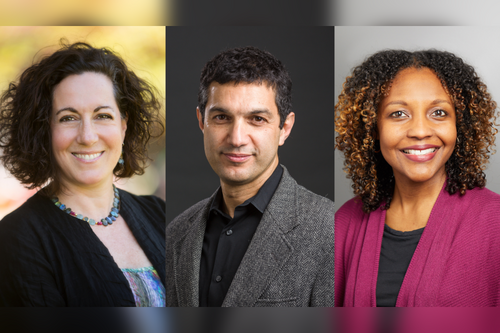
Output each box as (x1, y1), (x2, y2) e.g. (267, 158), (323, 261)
(167, 26), (334, 223)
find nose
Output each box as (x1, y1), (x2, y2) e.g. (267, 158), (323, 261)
(77, 120), (98, 146)
(226, 120), (249, 148)
(407, 113), (433, 139)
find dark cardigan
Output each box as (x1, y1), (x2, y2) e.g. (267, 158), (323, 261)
(0, 188), (165, 306)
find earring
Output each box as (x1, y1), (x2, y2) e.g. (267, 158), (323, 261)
(118, 143), (124, 165)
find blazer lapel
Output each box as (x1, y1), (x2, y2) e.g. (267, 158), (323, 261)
(222, 167), (300, 307)
(172, 193), (214, 307)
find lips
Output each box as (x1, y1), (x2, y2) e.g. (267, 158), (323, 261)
(402, 147), (438, 155)
(399, 145), (440, 162)
(72, 151), (104, 162)
(223, 153), (251, 163)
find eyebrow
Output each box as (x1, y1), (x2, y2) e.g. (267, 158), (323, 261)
(430, 99), (452, 106)
(207, 106), (273, 116)
(383, 99), (452, 108)
(55, 105), (114, 115)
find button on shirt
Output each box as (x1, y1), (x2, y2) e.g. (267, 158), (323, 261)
(199, 164), (283, 307)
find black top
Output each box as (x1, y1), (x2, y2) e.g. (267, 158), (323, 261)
(0, 189), (165, 307)
(199, 164), (283, 307)
(376, 224), (424, 307)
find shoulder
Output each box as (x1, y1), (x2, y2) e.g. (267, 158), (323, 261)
(0, 192), (51, 235)
(118, 188), (165, 213)
(295, 184), (334, 221)
(457, 187), (500, 222)
(116, 188), (166, 231)
(335, 196), (367, 231)
(280, 165), (334, 218)
(0, 192), (54, 264)
(466, 186), (500, 204)
(166, 196), (212, 235)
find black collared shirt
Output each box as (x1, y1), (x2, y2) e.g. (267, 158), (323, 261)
(199, 164), (283, 307)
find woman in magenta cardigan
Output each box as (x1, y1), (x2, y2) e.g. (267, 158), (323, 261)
(335, 50), (500, 307)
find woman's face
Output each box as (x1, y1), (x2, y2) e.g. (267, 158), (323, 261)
(51, 72), (127, 190)
(377, 67), (456, 185)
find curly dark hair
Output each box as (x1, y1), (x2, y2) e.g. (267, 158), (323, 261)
(0, 40), (164, 195)
(335, 49), (498, 213)
(198, 46), (292, 129)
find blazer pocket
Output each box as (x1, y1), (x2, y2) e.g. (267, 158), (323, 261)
(253, 297), (299, 307)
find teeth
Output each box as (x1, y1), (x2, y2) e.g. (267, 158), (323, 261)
(73, 152), (102, 160)
(402, 148), (437, 155)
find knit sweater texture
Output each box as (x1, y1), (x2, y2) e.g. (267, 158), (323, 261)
(335, 184), (500, 307)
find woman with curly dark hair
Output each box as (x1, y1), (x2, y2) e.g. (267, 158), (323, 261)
(335, 49), (500, 307)
(0, 41), (166, 306)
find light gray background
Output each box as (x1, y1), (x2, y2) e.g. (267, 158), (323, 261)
(335, 27), (500, 210)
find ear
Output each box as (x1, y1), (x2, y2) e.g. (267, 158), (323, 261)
(121, 113), (128, 139)
(196, 107), (204, 133)
(279, 112), (295, 146)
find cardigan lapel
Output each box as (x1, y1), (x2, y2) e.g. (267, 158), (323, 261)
(221, 167), (298, 307)
(172, 192), (215, 307)
(395, 184), (462, 306)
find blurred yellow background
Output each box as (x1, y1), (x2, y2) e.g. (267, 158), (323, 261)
(0, 26), (165, 219)
(0, 0), (170, 25)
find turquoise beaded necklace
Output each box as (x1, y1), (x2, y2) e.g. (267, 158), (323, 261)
(51, 185), (120, 226)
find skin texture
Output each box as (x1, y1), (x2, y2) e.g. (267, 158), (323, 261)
(377, 67), (457, 231)
(51, 72), (127, 190)
(51, 72), (151, 268)
(197, 82), (295, 217)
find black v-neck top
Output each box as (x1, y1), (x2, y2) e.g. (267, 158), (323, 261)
(0, 189), (165, 307)
(376, 224), (424, 307)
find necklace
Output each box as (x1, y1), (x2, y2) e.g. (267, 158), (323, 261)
(51, 185), (120, 226)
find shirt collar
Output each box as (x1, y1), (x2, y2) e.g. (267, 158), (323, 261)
(209, 164), (283, 214)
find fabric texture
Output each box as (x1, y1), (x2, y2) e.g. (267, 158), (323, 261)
(0, 189), (166, 307)
(199, 164), (283, 307)
(335, 183), (500, 307)
(376, 224), (424, 307)
(121, 266), (166, 307)
(166, 165), (334, 307)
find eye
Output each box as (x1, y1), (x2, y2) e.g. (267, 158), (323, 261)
(60, 115), (76, 122)
(252, 116), (266, 123)
(97, 113), (113, 120)
(213, 114), (228, 121)
(432, 109), (447, 117)
(389, 110), (407, 118)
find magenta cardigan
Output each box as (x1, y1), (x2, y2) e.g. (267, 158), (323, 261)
(335, 184), (500, 307)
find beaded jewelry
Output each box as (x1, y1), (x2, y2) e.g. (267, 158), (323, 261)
(51, 185), (120, 226)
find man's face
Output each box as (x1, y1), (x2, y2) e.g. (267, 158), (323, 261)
(197, 82), (294, 188)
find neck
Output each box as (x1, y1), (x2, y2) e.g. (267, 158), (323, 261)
(55, 178), (116, 221)
(386, 171), (446, 231)
(220, 160), (278, 218)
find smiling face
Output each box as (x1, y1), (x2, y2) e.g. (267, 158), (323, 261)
(377, 67), (456, 185)
(51, 72), (127, 190)
(197, 82), (294, 188)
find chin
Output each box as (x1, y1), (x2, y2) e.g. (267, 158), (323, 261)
(219, 171), (253, 186)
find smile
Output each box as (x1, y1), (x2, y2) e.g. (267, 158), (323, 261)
(72, 152), (104, 162)
(400, 147), (440, 162)
(402, 148), (438, 155)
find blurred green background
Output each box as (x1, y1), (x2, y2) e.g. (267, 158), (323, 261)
(0, 26), (165, 219)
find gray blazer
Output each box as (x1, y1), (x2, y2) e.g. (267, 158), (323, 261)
(165, 166), (334, 307)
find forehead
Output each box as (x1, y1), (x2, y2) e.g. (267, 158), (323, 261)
(385, 67), (451, 102)
(52, 72), (116, 108)
(206, 82), (278, 114)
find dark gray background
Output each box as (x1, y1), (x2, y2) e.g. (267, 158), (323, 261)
(167, 27), (334, 223)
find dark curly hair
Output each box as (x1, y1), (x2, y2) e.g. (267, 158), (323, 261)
(198, 46), (292, 129)
(335, 49), (498, 213)
(0, 40), (164, 195)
